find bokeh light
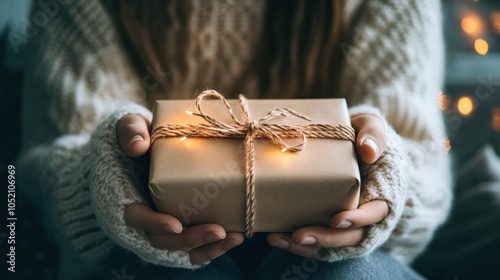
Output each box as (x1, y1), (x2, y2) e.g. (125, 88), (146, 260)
(443, 137), (451, 154)
(492, 107), (500, 131)
(457, 96), (475, 116)
(474, 39), (489, 55)
(491, 12), (500, 34)
(438, 91), (451, 112)
(461, 15), (484, 35)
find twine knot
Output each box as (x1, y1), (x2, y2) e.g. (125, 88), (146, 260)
(248, 121), (258, 134)
(151, 90), (355, 237)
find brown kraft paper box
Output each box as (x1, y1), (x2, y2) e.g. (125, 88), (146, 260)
(149, 98), (360, 233)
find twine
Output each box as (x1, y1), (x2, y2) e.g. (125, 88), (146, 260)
(151, 90), (355, 237)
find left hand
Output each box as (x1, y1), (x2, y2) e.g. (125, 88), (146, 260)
(267, 114), (389, 258)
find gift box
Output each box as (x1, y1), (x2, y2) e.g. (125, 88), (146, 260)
(149, 91), (360, 237)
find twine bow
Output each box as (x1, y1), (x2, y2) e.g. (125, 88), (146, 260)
(151, 90), (355, 237)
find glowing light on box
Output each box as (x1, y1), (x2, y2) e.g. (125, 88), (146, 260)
(461, 15), (484, 35)
(443, 138), (451, 154)
(438, 91), (451, 111)
(492, 12), (500, 34)
(492, 108), (500, 131)
(457, 96), (475, 116)
(474, 39), (489, 55)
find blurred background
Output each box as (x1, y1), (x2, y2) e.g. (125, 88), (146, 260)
(1, 0), (499, 279)
(441, 0), (500, 163)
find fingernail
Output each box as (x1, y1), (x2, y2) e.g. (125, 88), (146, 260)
(300, 236), (317, 245)
(335, 220), (352, 229)
(272, 239), (290, 249)
(128, 135), (144, 148)
(221, 239), (239, 251)
(203, 232), (222, 243)
(363, 138), (379, 155)
(162, 224), (175, 233)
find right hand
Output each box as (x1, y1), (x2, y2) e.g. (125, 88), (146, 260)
(116, 114), (244, 265)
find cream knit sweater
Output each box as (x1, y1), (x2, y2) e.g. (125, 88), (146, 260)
(18, 0), (451, 273)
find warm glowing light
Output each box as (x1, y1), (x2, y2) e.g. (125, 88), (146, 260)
(185, 110), (193, 115)
(492, 12), (500, 34)
(180, 136), (187, 141)
(281, 148), (287, 153)
(443, 138), (451, 154)
(438, 91), (451, 112)
(457, 96), (475, 116)
(461, 15), (483, 35)
(492, 108), (500, 131)
(474, 39), (489, 55)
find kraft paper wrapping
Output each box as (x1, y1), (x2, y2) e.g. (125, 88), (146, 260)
(149, 98), (360, 233)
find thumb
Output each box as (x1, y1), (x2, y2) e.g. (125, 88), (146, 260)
(351, 115), (386, 164)
(116, 114), (151, 158)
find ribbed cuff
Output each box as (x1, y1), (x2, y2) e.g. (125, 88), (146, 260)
(45, 135), (115, 269)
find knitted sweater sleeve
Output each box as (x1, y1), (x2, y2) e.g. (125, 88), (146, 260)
(16, 0), (196, 269)
(324, 0), (452, 263)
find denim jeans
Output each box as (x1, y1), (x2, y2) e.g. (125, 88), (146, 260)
(76, 236), (424, 280)
(257, 249), (424, 280)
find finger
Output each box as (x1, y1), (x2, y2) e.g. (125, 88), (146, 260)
(291, 226), (365, 248)
(267, 233), (291, 249)
(269, 233), (316, 258)
(268, 233), (332, 259)
(117, 114), (151, 158)
(124, 203), (182, 234)
(351, 115), (386, 164)
(189, 233), (244, 265)
(330, 200), (389, 229)
(148, 224), (227, 251)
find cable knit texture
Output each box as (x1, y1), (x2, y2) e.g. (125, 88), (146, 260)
(338, 0), (451, 263)
(17, 0), (451, 273)
(184, 0), (265, 96)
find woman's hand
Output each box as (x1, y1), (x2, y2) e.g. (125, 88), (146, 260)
(116, 114), (152, 158)
(124, 204), (244, 265)
(350, 114), (387, 164)
(116, 114), (244, 265)
(267, 114), (389, 258)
